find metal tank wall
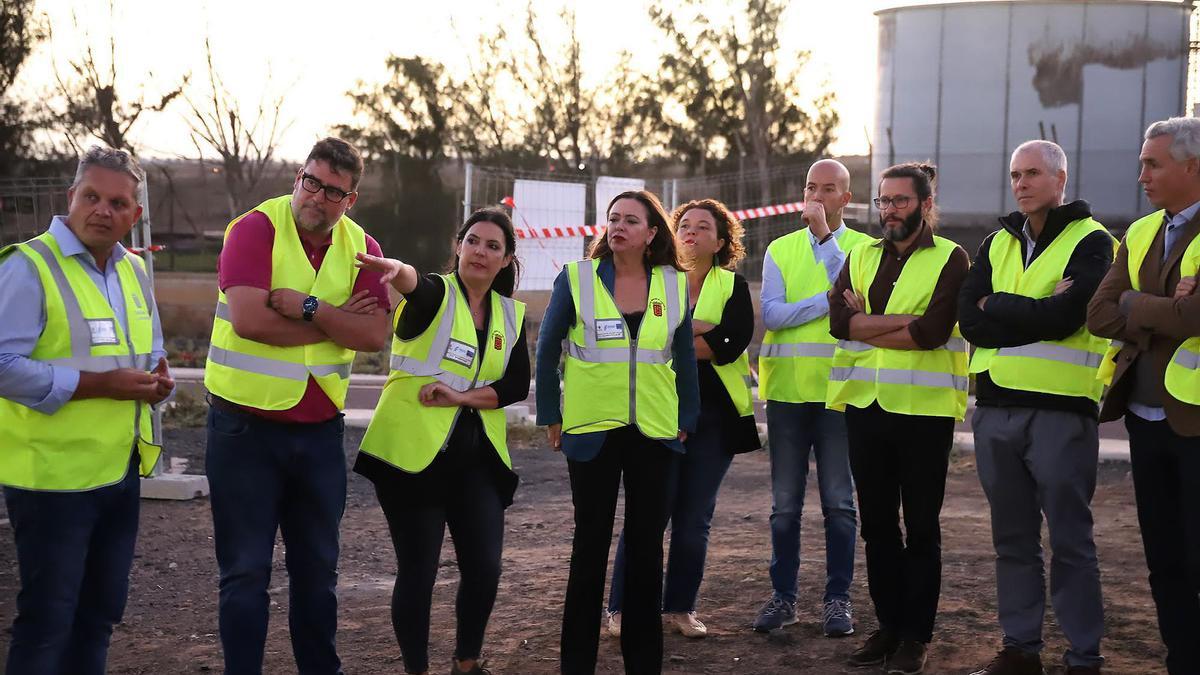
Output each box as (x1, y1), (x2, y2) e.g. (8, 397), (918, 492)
(872, 0), (1190, 233)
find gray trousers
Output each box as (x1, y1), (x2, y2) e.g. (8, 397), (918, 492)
(973, 406), (1104, 668)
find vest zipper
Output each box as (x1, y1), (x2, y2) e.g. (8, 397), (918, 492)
(438, 329), (486, 453)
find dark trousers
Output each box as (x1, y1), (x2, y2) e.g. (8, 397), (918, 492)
(4, 454), (140, 675)
(206, 403), (347, 675)
(845, 403), (953, 644)
(1126, 414), (1200, 675)
(374, 463), (506, 674)
(561, 427), (677, 675)
(608, 410), (734, 614)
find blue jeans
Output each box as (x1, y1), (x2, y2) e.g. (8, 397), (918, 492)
(4, 454), (141, 675)
(607, 414), (734, 613)
(766, 401), (856, 603)
(206, 403), (347, 675)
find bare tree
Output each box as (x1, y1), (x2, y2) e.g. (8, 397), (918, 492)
(48, 2), (186, 154)
(181, 36), (290, 219)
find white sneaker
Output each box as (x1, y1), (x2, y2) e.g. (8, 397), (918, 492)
(606, 610), (621, 637)
(666, 611), (707, 639)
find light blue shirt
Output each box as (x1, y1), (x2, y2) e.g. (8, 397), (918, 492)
(1163, 200), (1200, 263)
(0, 216), (167, 414)
(760, 223), (851, 331)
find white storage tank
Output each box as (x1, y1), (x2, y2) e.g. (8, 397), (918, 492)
(873, 0), (1191, 232)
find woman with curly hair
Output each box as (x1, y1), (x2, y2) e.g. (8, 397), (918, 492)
(604, 198), (761, 640)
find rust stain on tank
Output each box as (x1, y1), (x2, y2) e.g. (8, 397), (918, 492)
(1029, 33), (1184, 108)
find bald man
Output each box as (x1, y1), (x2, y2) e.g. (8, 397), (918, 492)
(755, 159), (871, 636)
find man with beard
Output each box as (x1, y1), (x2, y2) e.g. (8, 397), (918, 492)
(204, 137), (392, 674)
(958, 140), (1112, 675)
(828, 162), (970, 675)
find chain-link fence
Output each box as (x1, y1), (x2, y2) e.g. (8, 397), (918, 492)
(462, 159), (876, 287)
(0, 177), (73, 247)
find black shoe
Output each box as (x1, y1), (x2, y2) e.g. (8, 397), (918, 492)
(885, 641), (928, 675)
(847, 629), (899, 667)
(969, 647), (1045, 675)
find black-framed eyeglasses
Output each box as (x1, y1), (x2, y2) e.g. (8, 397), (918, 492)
(873, 195), (913, 210)
(299, 173), (354, 204)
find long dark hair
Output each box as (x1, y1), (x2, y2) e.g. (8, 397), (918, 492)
(451, 207), (522, 297)
(588, 190), (685, 270)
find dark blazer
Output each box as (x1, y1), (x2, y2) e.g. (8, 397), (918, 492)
(1087, 211), (1200, 436)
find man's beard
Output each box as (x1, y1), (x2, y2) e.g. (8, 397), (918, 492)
(879, 208), (922, 242)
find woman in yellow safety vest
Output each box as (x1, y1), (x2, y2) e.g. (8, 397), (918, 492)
(535, 189), (700, 675)
(604, 198), (761, 640)
(353, 207), (529, 675)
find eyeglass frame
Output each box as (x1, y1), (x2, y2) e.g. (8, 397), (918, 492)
(872, 195), (914, 210)
(298, 172), (355, 204)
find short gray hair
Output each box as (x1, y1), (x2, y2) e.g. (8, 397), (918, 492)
(1145, 117), (1200, 162)
(72, 146), (146, 198)
(1012, 140), (1067, 175)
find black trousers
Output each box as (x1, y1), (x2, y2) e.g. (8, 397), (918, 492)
(845, 403), (953, 644)
(1126, 414), (1200, 675)
(374, 450), (506, 675)
(561, 427), (677, 675)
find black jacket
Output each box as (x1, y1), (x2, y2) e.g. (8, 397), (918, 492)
(957, 200), (1115, 417)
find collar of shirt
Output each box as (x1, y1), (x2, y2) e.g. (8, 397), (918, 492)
(49, 216), (128, 271)
(873, 220), (936, 256)
(1166, 200), (1200, 230)
(808, 220), (847, 245)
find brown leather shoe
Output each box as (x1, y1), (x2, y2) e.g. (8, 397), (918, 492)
(847, 629), (899, 667)
(885, 640), (928, 675)
(969, 647), (1046, 675)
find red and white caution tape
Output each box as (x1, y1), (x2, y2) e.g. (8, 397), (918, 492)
(509, 198), (807, 239)
(128, 245), (167, 255)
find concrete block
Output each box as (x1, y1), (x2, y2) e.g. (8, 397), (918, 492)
(505, 405), (531, 424)
(344, 409), (374, 429)
(141, 473), (209, 500)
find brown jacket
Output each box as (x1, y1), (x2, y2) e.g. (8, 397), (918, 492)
(1086, 212), (1200, 436)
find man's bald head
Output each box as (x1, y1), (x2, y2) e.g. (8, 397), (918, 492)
(805, 159), (853, 227)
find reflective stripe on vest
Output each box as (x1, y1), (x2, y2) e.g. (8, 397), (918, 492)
(969, 218), (1114, 401)
(760, 225), (872, 403)
(0, 232), (160, 491)
(826, 235), (969, 420)
(692, 265), (754, 417)
(360, 274), (525, 473)
(561, 259), (685, 438)
(204, 195), (365, 410)
(1112, 210), (1200, 402)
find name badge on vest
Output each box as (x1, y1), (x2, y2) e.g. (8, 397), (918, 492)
(595, 318), (626, 341)
(87, 319), (120, 346)
(444, 339), (477, 368)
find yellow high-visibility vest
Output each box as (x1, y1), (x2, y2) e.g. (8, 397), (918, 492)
(205, 195), (366, 410)
(827, 236), (969, 420)
(760, 226), (871, 403)
(360, 274), (525, 472)
(561, 259), (687, 439)
(969, 218), (1114, 402)
(692, 265), (753, 417)
(0, 231), (160, 491)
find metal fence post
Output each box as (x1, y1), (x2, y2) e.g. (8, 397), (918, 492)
(463, 162), (474, 222)
(135, 179), (167, 475)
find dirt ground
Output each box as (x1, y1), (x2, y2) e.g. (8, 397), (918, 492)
(0, 425), (1168, 675)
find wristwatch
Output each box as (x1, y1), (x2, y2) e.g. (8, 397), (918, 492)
(302, 295), (319, 322)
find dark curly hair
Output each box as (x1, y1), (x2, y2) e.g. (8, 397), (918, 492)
(670, 198), (747, 270)
(880, 161), (939, 228)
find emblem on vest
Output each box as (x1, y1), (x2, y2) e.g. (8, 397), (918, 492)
(492, 331), (504, 351)
(651, 299), (664, 317)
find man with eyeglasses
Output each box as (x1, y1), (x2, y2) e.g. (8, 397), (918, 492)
(204, 136), (392, 674)
(828, 162), (970, 674)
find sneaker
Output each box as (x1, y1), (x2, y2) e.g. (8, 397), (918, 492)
(751, 595), (797, 632)
(847, 629), (899, 667)
(822, 598), (855, 637)
(606, 610), (621, 638)
(665, 611), (708, 638)
(969, 647), (1045, 675)
(886, 640), (928, 675)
